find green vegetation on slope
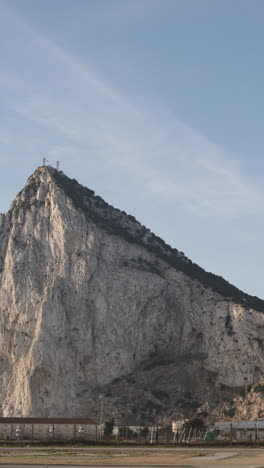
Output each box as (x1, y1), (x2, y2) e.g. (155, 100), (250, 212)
(51, 170), (264, 313)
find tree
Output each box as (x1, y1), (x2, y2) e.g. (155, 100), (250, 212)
(118, 426), (135, 439)
(159, 425), (173, 441)
(183, 418), (207, 433)
(140, 427), (149, 439)
(104, 418), (115, 437)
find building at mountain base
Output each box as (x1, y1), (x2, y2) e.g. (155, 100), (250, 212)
(0, 418), (98, 441)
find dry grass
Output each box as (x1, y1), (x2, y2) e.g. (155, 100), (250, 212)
(1, 448), (264, 466)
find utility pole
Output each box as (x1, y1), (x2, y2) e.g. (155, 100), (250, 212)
(99, 395), (104, 440)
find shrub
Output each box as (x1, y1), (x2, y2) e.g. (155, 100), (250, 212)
(151, 390), (169, 400)
(140, 427), (149, 438)
(104, 418), (115, 437)
(223, 408), (236, 417)
(253, 384), (264, 393)
(183, 418), (207, 432)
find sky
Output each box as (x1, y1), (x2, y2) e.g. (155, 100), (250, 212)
(0, 0), (264, 298)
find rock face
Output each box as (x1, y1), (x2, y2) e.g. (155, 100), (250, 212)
(0, 166), (264, 423)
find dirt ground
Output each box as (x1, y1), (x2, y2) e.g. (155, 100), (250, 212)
(1, 447), (264, 466)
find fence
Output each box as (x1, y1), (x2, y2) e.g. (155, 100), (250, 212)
(1, 421), (264, 444)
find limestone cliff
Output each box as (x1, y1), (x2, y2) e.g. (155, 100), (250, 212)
(0, 166), (264, 423)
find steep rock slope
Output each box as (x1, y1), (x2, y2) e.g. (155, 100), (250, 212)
(0, 166), (264, 423)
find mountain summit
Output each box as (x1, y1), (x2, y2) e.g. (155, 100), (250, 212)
(0, 166), (263, 422)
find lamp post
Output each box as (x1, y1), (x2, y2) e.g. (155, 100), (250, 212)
(99, 394), (104, 440)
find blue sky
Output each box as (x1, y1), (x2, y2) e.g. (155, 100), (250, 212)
(0, 0), (264, 297)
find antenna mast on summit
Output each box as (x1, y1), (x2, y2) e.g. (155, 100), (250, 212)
(56, 161), (60, 171)
(42, 157), (49, 166)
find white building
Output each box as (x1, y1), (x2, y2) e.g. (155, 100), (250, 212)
(0, 417), (98, 442)
(210, 420), (264, 441)
(172, 420), (185, 432)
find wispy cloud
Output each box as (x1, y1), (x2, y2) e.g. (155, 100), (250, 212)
(64, 0), (171, 27)
(0, 1), (262, 217)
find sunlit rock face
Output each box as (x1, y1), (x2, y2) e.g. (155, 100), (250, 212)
(0, 166), (264, 423)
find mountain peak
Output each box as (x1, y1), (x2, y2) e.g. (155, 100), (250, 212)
(9, 166), (264, 312)
(1, 166), (264, 420)
(30, 164), (57, 180)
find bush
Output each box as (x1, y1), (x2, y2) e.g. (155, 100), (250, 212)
(253, 384), (264, 393)
(140, 427), (149, 438)
(223, 408), (236, 417)
(151, 389), (169, 400)
(104, 418), (115, 437)
(183, 418), (207, 433)
(118, 426), (135, 439)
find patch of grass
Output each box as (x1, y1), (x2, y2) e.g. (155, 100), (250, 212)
(189, 452), (207, 457)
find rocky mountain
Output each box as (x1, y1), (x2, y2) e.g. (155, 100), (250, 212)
(0, 165), (264, 424)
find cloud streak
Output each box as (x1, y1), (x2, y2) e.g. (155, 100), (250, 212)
(0, 1), (262, 218)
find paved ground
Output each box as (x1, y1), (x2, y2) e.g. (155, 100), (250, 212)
(0, 447), (264, 467)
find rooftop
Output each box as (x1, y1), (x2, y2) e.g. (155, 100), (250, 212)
(0, 417), (97, 425)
